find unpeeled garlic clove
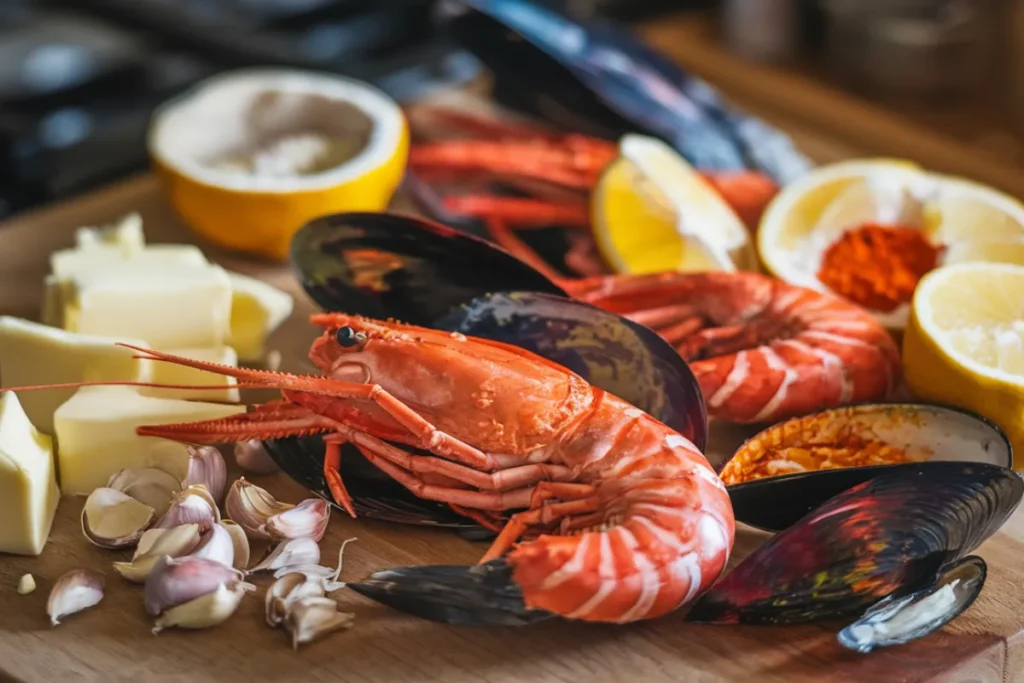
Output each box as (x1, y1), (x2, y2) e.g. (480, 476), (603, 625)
(144, 555), (246, 616)
(154, 485), (220, 532)
(81, 487), (156, 549)
(248, 537), (320, 574)
(225, 478), (293, 540)
(113, 524), (202, 583)
(107, 467), (181, 517)
(182, 446), (227, 505)
(234, 439), (280, 475)
(152, 582), (247, 634)
(283, 596), (354, 650)
(265, 498), (330, 542)
(47, 569), (105, 626)
(265, 573), (324, 627)
(188, 524), (235, 568)
(219, 520), (251, 571)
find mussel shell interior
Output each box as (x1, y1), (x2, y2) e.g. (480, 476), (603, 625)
(289, 211), (565, 326)
(837, 555), (987, 654)
(434, 290), (708, 450)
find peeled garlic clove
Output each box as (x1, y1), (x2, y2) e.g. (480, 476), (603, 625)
(264, 499), (330, 542)
(234, 439), (280, 475)
(152, 582), (247, 634)
(154, 485), (220, 531)
(225, 478), (293, 540)
(144, 555), (246, 616)
(107, 467), (181, 517)
(47, 569), (105, 626)
(284, 596), (354, 650)
(82, 487), (156, 549)
(248, 537), (320, 574)
(114, 524), (203, 583)
(18, 574), (36, 595)
(219, 520), (251, 571)
(183, 446), (227, 505)
(188, 524), (235, 568)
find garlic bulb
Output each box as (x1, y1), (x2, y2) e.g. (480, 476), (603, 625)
(182, 446), (227, 505)
(154, 485), (220, 531)
(144, 555), (246, 616)
(106, 467), (181, 516)
(152, 582), (248, 634)
(234, 439), (280, 475)
(81, 487), (155, 549)
(47, 569), (105, 626)
(113, 524), (202, 583)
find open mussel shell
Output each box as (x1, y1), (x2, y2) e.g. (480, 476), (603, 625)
(437, 0), (810, 183)
(721, 402), (1013, 532)
(684, 461), (1023, 627)
(289, 211), (564, 326)
(837, 555), (987, 654)
(434, 290), (707, 449)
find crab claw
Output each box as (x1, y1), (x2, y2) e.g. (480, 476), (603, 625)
(347, 559), (554, 626)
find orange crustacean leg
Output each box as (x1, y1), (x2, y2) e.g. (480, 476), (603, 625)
(443, 195), (591, 229)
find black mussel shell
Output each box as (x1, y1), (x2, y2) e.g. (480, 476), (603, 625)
(722, 403), (1013, 532)
(837, 555), (987, 654)
(438, 0), (811, 183)
(685, 461), (1023, 625)
(434, 290), (707, 450)
(289, 211), (565, 326)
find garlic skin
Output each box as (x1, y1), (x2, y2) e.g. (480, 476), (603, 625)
(47, 569), (105, 626)
(188, 524), (235, 568)
(219, 520), (251, 571)
(144, 555), (246, 616)
(182, 446), (227, 505)
(234, 439), (280, 475)
(107, 467), (181, 516)
(284, 597), (354, 650)
(248, 537), (320, 574)
(225, 478), (292, 540)
(154, 485), (220, 531)
(265, 498), (330, 542)
(18, 574), (36, 595)
(114, 524), (202, 583)
(152, 582), (247, 634)
(81, 487), (156, 549)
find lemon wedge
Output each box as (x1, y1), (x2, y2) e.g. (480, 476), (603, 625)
(758, 158), (1024, 329)
(903, 262), (1024, 467)
(591, 134), (755, 275)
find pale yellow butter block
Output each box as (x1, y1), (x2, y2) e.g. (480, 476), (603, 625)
(139, 346), (240, 402)
(54, 385), (246, 495)
(51, 243), (208, 281)
(226, 272), (294, 361)
(0, 317), (150, 434)
(41, 275), (64, 327)
(64, 264), (232, 349)
(0, 392), (60, 556)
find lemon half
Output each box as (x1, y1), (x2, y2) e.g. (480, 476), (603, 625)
(903, 262), (1024, 467)
(148, 68), (409, 261)
(592, 134), (755, 275)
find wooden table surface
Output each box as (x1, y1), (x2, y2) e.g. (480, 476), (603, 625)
(2, 48), (1024, 683)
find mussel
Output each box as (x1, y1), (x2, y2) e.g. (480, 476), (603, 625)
(434, 0), (811, 184)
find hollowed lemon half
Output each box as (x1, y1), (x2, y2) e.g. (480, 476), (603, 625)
(147, 68), (409, 261)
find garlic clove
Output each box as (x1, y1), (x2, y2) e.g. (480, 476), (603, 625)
(47, 569), (105, 626)
(225, 478), (293, 540)
(154, 484), (220, 532)
(188, 524), (235, 568)
(248, 537), (320, 574)
(234, 439), (280, 475)
(144, 555), (246, 616)
(81, 487), (156, 549)
(114, 524), (203, 583)
(219, 520), (251, 571)
(273, 564), (336, 581)
(18, 574), (36, 595)
(182, 446), (227, 505)
(283, 596), (354, 650)
(265, 574), (309, 627)
(107, 467), (181, 517)
(264, 498), (330, 542)
(152, 582), (247, 634)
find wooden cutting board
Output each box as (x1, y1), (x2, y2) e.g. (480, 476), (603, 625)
(2, 98), (1024, 683)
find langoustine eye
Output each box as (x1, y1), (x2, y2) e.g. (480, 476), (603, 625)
(335, 326), (365, 348)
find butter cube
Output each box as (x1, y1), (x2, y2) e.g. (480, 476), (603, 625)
(64, 264), (233, 349)
(226, 272), (294, 361)
(0, 392), (60, 556)
(139, 346), (240, 402)
(0, 317), (150, 434)
(51, 244), (208, 281)
(54, 385), (246, 495)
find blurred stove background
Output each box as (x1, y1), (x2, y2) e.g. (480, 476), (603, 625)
(0, 0), (713, 220)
